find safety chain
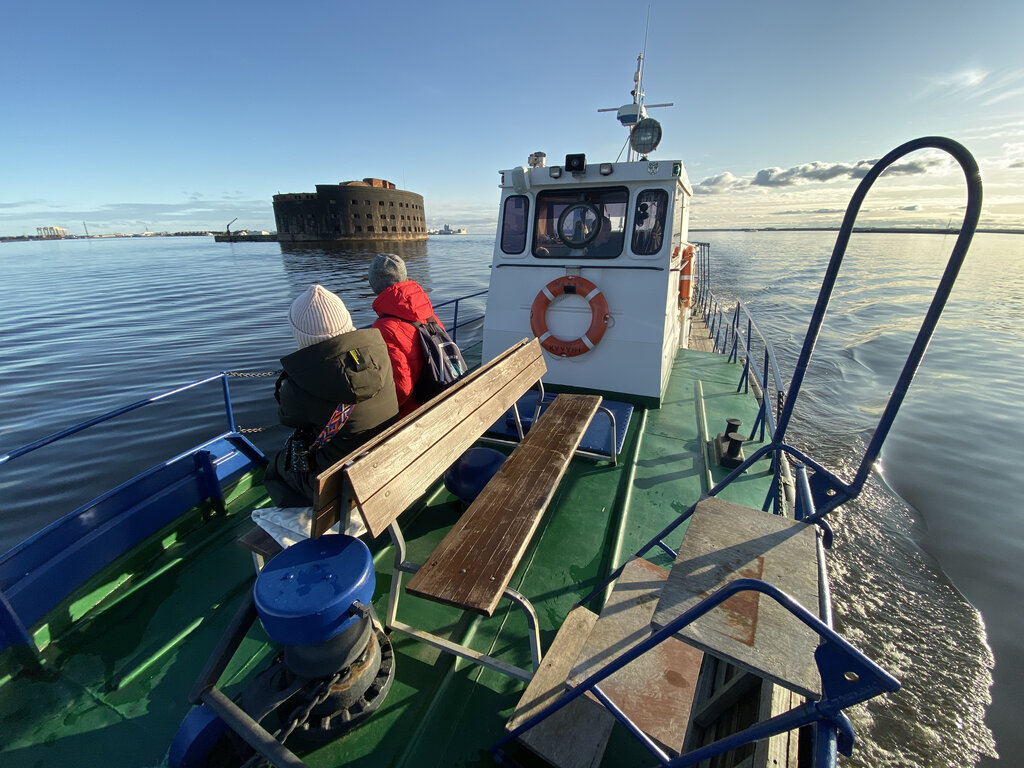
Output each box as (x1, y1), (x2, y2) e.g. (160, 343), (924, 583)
(236, 671), (340, 768)
(275, 670), (343, 745)
(227, 370), (282, 378)
(237, 425), (273, 434)
(225, 370), (282, 434)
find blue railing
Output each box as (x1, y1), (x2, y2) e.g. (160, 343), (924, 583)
(694, 257), (789, 514)
(0, 373), (239, 468)
(432, 289), (488, 344)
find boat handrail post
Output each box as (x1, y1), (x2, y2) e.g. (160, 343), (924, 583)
(219, 373), (237, 433)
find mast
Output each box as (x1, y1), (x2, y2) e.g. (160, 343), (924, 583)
(597, 11), (672, 162)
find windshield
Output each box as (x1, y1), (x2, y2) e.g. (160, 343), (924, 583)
(533, 187), (627, 259)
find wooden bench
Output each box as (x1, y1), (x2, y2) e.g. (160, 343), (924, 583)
(309, 337), (607, 680)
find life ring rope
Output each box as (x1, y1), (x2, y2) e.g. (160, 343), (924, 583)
(530, 276), (610, 357)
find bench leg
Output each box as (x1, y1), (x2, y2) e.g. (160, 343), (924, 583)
(385, 522), (413, 631)
(502, 586), (543, 672)
(384, 524), (542, 681)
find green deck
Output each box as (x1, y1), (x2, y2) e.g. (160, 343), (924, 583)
(0, 347), (776, 768)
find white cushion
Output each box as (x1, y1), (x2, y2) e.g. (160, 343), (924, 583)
(251, 506), (367, 549)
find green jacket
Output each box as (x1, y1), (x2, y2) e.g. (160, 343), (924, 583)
(264, 328), (399, 507)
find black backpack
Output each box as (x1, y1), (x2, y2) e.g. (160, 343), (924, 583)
(406, 316), (468, 401)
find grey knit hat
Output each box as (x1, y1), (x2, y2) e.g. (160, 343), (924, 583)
(289, 284), (354, 349)
(368, 253), (408, 295)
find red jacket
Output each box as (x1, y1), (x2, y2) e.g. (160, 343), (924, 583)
(371, 280), (443, 415)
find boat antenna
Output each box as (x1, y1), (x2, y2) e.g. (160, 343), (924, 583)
(635, 6), (651, 107)
(598, 7), (673, 161)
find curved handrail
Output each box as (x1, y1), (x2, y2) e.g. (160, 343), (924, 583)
(709, 137), (982, 520)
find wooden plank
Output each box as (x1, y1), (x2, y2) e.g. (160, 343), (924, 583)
(566, 557), (703, 756)
(406, 394), (601, 615)
(237, 526), (283, 561)
(349, 352), (546, 538)
(311, 338), (540, 538)
(509, 606), (615, 768)
(652, 497), (822, 698)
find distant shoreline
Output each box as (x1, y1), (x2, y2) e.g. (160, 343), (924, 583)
(0, 232), (213, 243)
(3, 227), (1023, 244)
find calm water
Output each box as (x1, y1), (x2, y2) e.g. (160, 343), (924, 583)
(1, 232), (1021, 766)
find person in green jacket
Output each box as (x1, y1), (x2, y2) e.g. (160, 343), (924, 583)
(264, 284), (399, 507)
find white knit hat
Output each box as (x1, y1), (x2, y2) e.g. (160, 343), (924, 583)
(289, 284), (354, 348)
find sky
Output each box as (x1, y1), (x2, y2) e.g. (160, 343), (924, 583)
(2, 0), (1023, 236)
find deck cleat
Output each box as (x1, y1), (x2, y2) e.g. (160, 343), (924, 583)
(714, 418), (747, 468)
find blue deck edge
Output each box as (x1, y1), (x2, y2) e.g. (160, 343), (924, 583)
(0, 432), (266, 651)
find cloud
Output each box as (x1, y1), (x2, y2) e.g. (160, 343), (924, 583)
(878, 155), (949, 177)
(694, 172), (747, 195)
(1001, 142), (1024, 170)
(920, 68), (1024, 107)
(750, 160), (876, 187)
(743, 154), (951, 188)
(0, 199), (46, 209)
(773, 208), (846, 216)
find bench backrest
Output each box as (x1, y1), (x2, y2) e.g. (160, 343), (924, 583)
(313, 338), (545, 539)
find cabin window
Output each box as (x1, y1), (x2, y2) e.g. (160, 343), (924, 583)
(631, 189), (668, 255)
(501, 195), (530, 254)
(533, 187), (627, 259)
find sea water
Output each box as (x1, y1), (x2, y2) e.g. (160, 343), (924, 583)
(1, 232), (1020, 766)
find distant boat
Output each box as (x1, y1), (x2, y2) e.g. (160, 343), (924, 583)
(429, 224), (467, 235)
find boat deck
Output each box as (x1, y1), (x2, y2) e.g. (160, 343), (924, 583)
(0, 344), (775, 768)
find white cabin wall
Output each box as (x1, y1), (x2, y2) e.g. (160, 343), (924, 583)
(484, 264), (670, 401)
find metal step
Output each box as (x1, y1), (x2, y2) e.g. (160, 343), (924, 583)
(508, 557), (704, 767)
(567, 556), (704, 756)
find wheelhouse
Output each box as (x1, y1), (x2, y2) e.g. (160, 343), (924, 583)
(483, 156), (694, 406)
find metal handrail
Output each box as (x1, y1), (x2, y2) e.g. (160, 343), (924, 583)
(432, 289), (488, 344)
(700, 136), (982, 521)
(0, 373), (238, 468)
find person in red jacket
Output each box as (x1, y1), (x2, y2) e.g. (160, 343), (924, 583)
(369, 253), (444, 416)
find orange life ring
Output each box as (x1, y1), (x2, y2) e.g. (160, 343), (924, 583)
(530, 276), (610, 357)
(679, 245), (695, 307)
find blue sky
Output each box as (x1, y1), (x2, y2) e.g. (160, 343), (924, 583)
(2, 0), (1022, 236)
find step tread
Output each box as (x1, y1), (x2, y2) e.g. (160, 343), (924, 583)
(567, 557), (704, 756)
(508, 605), (615, 768)
(652, 496), (822, 698)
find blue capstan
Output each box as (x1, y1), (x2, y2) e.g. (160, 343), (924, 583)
(253, 533), (375, 647)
